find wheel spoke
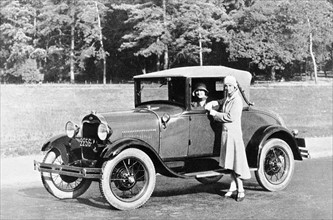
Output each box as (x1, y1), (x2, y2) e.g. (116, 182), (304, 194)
(111, 178), (127, 181)
(128, 161), (139, 170)
(272, 148), (278, 159)
(109, 157), (148, 200)
(122, 159), (130, 174)
(263, 145), (290, 184)
(135, 174), (145, 181)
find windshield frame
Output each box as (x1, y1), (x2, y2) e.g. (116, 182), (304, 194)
(134, 77), (187, 108)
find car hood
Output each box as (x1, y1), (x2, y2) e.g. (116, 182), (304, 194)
(99, 104), (183, 143)
(99, 110), (158, 141)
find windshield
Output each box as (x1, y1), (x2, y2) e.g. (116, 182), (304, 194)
(135, 77), (186, 106)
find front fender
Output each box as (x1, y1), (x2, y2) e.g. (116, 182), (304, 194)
(41, 134), (79, 164)
(246, 125), (302, 168)
(101, 137), (185, 178)
(101, 137), (155, 159)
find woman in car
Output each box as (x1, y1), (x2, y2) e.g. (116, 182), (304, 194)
(191, 83), (209, 108)
(205, 75), (251, 202)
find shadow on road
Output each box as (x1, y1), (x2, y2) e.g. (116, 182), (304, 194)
(16, 174), (267, 210)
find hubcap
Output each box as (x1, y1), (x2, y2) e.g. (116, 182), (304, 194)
(110, 157), (148, 201)
(264, 147), (289, 184)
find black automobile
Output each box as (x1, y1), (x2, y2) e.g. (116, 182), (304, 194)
(34, 66), (309, 210)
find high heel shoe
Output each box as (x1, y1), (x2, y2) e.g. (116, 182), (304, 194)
(236, 190), (245, 202)
(224, 190), (236, 198)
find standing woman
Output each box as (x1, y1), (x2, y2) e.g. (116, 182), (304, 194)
(205, 76), (251, 202)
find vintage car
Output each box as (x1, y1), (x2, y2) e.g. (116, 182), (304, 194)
(34, 66), (309, 210)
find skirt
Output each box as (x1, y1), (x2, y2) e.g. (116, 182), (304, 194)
(219, 129), (251, 180)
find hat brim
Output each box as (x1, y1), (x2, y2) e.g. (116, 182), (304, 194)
(192, 88), (208, 96)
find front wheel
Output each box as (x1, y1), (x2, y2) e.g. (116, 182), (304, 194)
(100, 148), (156, 210)
(41, 149), (92, 199)
(255, 138), (295, 191)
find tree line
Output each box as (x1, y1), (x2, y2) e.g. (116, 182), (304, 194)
(1, 0), (332, 83)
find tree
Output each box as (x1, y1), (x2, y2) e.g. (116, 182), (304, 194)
(38, 0), (109, 83)
(227, 0), (333, 81)
(114, 2), (169, 73)
(0, 0), (44, 83)
(227, 1), (296, 80)
(284, 0), (333, 83)
(171, 0), (229, 67)
(115, 0), (230, 73)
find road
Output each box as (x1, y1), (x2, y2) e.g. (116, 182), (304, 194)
(1, 156), (332, 219)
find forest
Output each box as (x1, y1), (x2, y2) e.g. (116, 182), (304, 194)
(1, 0), (332, 83)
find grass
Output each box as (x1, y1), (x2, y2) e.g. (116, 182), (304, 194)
(1, 81), (332, 157)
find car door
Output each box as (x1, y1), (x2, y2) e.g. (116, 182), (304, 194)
(159, 115), (189, 159)
(187, 110), (216, 156)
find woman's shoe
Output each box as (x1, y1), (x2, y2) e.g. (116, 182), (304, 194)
(224, 190), (236, 198)
(236, 191), (245, 202)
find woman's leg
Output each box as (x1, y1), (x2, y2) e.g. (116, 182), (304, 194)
(235, 176), (245, 201)
(225, 172), (237, 197)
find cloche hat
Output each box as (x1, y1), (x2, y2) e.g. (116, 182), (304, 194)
(224, 75), (238, 87)
(192, 83), (208, 96)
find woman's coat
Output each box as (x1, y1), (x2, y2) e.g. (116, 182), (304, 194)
(213, 90), (251, 180)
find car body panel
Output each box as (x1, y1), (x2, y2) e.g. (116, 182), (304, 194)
(187, 112), (216, 156)
(241, 108), (283, 147)
(160, 114), (189, 158)
(103, 111), (160, 153)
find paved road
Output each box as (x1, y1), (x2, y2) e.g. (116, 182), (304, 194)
(0, 137), (332, 219)
(1, 158), (332, 219)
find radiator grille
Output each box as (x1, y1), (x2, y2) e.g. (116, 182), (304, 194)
(82, 122), (99, 139)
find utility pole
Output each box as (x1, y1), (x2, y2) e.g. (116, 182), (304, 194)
(69, 0), (75, 83)
(95, 1), (107, 84)
(163, 0), (168, 70)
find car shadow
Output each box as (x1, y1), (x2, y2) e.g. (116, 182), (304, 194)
(18, 186), (113, 210)
(152, 180), (264, 198)
(18, 178), (266, 210)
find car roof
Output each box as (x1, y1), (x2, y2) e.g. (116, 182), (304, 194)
(134, 66), (252, 97)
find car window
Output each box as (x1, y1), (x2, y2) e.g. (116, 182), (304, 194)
(138, 77), (186, 106)
(168, 78), (186, 105)
(215, 79), (224, 92)
(140, 79), (169, 102)
(190, 78), (226, 110)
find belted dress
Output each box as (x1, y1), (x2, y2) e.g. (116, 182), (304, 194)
(212, 90), (251, 180)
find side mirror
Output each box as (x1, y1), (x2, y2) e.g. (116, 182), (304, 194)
(161, 113), (170, 128)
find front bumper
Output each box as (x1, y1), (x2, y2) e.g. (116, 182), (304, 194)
(34, 160), (102, 179)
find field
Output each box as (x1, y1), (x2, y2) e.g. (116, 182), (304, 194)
(1, 81), (332, 157)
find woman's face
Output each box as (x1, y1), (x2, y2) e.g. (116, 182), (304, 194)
(195, 90), (207, 99)
(225, 84), (236, 95)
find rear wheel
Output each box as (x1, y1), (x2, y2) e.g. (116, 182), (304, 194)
(41, 149), (91, 199)
(100, 148), (156, 210)
(255, 138), (294, 191)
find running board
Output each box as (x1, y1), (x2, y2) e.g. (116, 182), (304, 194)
(185, 168), (258, 178)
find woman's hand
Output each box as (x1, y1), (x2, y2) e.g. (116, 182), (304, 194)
(205, 101), (218, 111)
(209, 109), (217, 116)
(205, 103), (212, 111)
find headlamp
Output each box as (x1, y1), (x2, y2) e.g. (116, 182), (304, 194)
(98, 123), (110, 141)
(65, 121), (79, 138)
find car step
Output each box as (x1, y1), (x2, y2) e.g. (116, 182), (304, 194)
(185, 170), (225, 178)
(185, 168), (258, 178)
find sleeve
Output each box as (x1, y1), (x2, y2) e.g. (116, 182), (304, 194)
(213, 97), (242, 123)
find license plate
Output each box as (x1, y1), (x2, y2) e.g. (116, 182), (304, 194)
(79, 138), (95, 147)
